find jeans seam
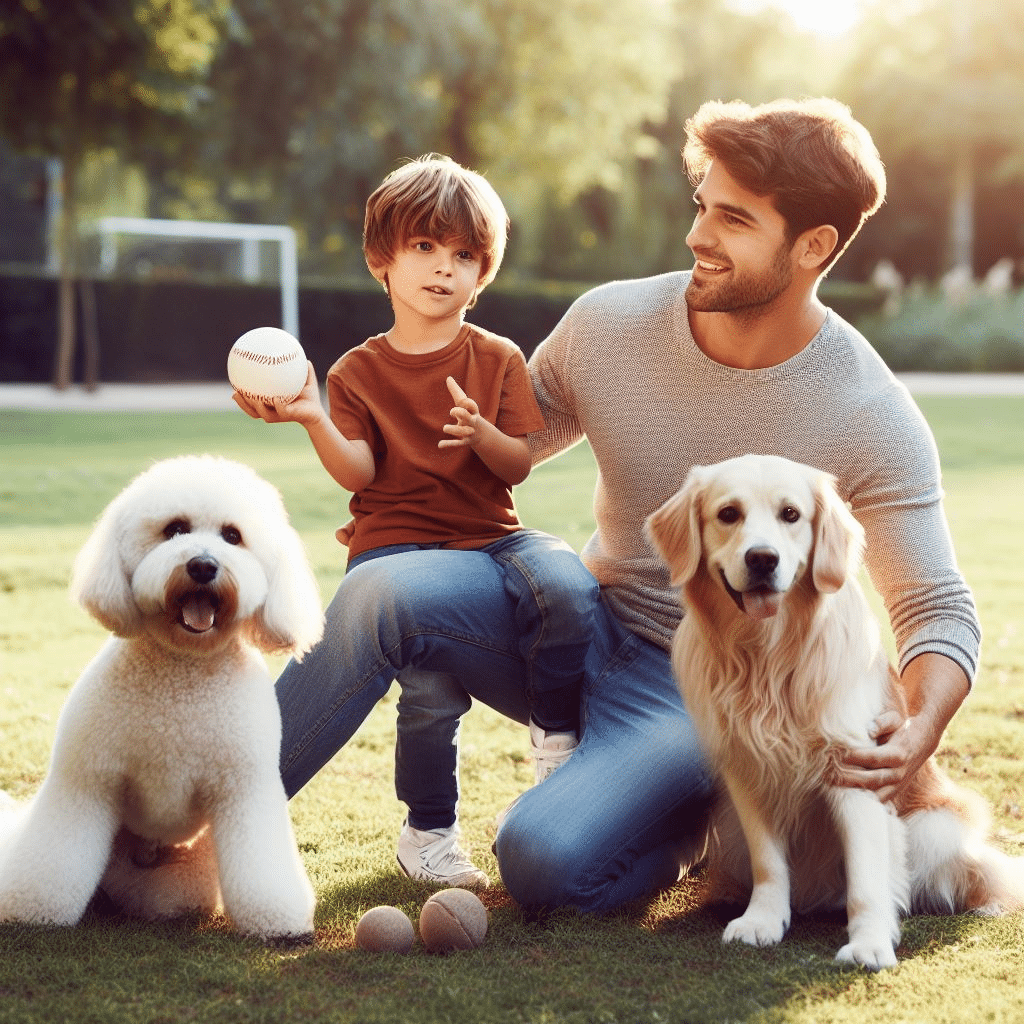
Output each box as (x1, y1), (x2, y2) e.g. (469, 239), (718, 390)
(280, 627), (519, 774)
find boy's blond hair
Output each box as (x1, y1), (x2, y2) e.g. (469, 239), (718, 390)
(363, 154), (509, 304)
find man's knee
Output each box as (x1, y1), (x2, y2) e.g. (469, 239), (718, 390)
(494, 811), (583, 910)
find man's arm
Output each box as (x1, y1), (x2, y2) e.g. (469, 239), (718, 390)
(525, 319), (586, 467)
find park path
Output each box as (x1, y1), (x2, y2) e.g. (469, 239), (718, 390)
(3, 374), (1024, 412)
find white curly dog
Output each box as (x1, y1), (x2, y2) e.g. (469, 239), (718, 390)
(0, 455), (323, 943)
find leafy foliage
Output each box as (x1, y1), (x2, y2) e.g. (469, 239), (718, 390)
(0, 0), (228, 164)
(3, 0), (1024, 286)
(0, 0), (234, 385)
(861, 284), (1024, 372)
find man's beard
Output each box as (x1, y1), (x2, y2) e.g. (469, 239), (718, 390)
(685, 242), (794, 315)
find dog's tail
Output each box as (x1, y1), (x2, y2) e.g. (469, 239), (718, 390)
(968, 847), (1024, 915)
(907, 799), (1024, 915)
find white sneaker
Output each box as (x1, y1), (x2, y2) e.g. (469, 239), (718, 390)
(530, 720), (578, 784)
(396, 821), (490, 888)
(494, 723), (580, 833)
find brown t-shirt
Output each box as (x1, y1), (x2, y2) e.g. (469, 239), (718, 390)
(327, 323), (546, 559)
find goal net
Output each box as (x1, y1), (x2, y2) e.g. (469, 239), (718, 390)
(88, 217), (299, 337)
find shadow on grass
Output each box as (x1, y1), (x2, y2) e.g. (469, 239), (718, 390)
(0, 871), (1006, 1024)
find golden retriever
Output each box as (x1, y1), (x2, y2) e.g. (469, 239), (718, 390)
(647, 453), (1024, 969)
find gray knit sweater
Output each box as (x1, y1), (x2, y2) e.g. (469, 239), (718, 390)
(527, 271), (981, 682)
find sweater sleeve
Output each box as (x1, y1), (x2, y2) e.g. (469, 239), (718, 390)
(840, 387), (981, 683)
(526, 308), (587, 465)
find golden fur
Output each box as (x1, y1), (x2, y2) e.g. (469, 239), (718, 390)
(647, 454), (1024, 969)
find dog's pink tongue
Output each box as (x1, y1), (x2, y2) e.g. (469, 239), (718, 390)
(742, 589), (782, 620)
(181, 594), (217, 632)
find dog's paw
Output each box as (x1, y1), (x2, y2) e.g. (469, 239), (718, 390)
(722, 910), (788, 947)
(835, 936), (898, 971)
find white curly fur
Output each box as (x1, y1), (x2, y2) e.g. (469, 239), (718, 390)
(0, 456), (323, 942)
(647, 454), (1024, 970)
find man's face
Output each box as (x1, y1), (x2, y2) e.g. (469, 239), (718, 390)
(684, 160), (796, 315)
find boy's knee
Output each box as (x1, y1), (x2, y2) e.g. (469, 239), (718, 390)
(397, 670), (472, 724)
(338, 559), (450, 638)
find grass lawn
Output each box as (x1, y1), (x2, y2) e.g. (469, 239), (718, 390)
(1, 396), (1023, 1024)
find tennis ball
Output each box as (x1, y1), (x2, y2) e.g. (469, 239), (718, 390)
(354, 905), (415, 953)
(418, 888), (488, 953)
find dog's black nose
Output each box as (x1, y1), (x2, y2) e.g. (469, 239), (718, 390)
(186, 556), (219, 584)
(745, 547), (779, 575)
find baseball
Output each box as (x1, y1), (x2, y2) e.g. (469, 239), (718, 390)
(227, 326), (308, 404)
(418, 888), (488, 953)
(354, 905), (415, 953)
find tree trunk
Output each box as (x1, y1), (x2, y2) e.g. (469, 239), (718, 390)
(52, 153), (78, 390)
(947, 140), (974, 277)
(947, 3), (975, 277)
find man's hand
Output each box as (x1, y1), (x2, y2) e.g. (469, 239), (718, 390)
(832, 653), (970, 804)
(439, 376), (482, 449)
(832, 710), (918, 805)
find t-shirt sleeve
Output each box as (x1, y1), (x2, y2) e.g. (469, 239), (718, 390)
(496, 348), (547, 437)
(326, 356), (375, 443)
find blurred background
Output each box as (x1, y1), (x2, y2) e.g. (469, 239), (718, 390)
(2, 0), (1023, 387)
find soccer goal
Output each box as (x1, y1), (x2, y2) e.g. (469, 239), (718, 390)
(90, 217), (299, 336)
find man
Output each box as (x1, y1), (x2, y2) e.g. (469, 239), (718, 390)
(275, 97), (979, 914)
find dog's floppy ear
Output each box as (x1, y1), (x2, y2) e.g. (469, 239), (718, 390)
(69, 490), (143, 636)
(810, 473), (865, 594)
(645, 467), (707, 586)
(249, 522), (324, 659)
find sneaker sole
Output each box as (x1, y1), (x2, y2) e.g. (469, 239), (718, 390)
(396, 855), (490, 890)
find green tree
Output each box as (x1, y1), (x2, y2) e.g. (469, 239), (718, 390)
(841, 0), (1024, 276)
(189, 0), (678, 277)
(534, 0), (842, 280)
(0, 0), (230, 387)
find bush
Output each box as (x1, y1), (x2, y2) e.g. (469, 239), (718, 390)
(16, 270), (1024, 384)
(858, 283), (1024, 372)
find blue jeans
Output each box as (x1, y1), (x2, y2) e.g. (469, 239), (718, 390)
(276, 546), (713, 914)
(343, 530), (597, 830)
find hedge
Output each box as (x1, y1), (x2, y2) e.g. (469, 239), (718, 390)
(0, 272), (891, 385)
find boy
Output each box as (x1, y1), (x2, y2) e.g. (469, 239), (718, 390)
(234, 154), (597, 888)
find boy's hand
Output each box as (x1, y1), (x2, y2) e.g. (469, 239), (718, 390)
(438, 376), (532, 485)
(232, 361), (323, 425)
(439, 376), (482, 448)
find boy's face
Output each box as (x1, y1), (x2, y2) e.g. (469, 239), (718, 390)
(376, 236), (486, 323)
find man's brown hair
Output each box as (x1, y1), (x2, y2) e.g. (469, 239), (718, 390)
(683, 98), (886, 270)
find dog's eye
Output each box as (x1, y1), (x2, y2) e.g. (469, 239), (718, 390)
(163, 519), (191, 539)
(781, 506), (801, 524)
(717, 505), (741, 524)
(221, 526), (242, 546)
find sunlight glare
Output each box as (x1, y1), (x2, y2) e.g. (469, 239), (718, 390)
(729, 0), (862, 37)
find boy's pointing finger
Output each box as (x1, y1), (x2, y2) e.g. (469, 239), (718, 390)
(446, 376), (468, 403)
